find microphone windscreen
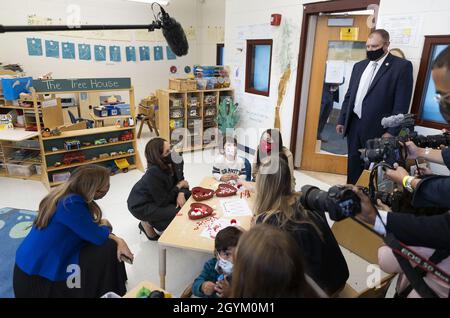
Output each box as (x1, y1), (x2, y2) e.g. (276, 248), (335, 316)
(161, 17), (189, 57)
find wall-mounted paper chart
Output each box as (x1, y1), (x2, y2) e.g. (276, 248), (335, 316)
(78, 44), (91, 60)
(45, 40), (59, 58)
(139, 46), (150, 61)
(62, 42), (75, 59)
(94, 45), (106, 61)
(27, 38), (43, 56)
(154, 46), (163, 61)
(166, 46), (176, 60)
(126, 46), (136, 62)
(110, 46), (121, 62)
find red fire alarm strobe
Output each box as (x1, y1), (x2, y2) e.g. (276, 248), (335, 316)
(271, 13), (282, 26)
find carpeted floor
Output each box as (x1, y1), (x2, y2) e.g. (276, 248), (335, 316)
(0, 208), (37, 298)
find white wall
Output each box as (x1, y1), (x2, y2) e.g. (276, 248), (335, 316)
(198, 0), (225, 65)
(0, 0), (223, 103)
(224, 0), (450, 160)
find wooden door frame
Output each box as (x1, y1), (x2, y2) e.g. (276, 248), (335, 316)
(289, 0), (380, 160)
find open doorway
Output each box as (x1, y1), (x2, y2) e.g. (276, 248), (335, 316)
(291, 0), (380, 175)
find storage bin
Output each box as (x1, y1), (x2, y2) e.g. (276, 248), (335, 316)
(14, 139), (39, 149)
(169, 78), (197, 91)
(93, 107), (108, 117)
(115, 104), (130, 115)
(6, 163), (35, 177)
(105, 105), (118, 116)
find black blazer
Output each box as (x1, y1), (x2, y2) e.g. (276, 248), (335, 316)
(386, 212), (450, 250)
(257, 208), (349, 295)
(338, 53), (414, 137)
(127, 161), (188, 215)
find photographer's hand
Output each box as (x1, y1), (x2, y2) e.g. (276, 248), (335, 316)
(349, 186), (377, 226)
(405, 141), (444, 164)
(384, 163), (409, 186)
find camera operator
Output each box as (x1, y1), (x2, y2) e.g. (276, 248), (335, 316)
(355, 46), (450, 249)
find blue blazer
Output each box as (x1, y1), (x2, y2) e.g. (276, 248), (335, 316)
(338, 53), (414, 138)
(15, 194), (110, 281)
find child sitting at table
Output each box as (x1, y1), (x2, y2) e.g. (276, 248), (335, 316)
(192, 226), (243, 298)
(212, 136), (247, 182)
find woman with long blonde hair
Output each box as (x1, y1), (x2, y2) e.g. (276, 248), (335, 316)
(254, 154), (349, 296)
(14, 165), (133, 298)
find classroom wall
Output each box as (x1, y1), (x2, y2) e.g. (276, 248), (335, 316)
(224, 0), (450, 167)
(198, 0), (226, 65)
(0, 0), (224, 103)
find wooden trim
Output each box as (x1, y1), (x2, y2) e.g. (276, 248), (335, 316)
(245, 39), (273, 97)
(410, 35), (450, 130)
(216, 43), (224, 66)
(290, 0), (380, 154)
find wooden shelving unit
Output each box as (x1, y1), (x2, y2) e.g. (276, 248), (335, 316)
(1, 80), (143, 188)
(157, 87), (233, 152)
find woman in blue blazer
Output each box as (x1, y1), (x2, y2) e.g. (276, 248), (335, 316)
(13, 165), (133, 298)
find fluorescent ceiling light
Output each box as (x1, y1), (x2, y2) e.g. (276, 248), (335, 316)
(127, 0), (170, 5)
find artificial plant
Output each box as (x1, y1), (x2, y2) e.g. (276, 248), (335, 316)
(216, 97), (239, 135)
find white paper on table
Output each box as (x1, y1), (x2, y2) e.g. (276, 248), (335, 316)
(200, 218), (240, 240)
(220, 198), (253, 217)
(325, 60), (345, 84)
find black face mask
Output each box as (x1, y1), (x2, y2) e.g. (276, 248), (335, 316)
(367, 48), (385, 61)
(162, 153), (173, 164)
(439, 100), (450, 124)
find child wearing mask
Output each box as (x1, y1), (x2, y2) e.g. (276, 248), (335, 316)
(192, 226), (242, 298)
(212, 136), (246, 182)
(252, 129), (295, 188)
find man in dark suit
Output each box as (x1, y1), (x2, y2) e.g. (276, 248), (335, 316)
(336, 29), (414, 184)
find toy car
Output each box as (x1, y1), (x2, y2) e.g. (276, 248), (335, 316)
(54, 162), (62, 167)
(62, 152), (85, 165)
(64, 140), (81, 151)
(99, 153), (110, 159)
(119, 132), (133, 141)
(82, 142), (92, 147)
(110, 152), (118, 157)
(94, 138), (108, 145)
(108, 137), (119, 143)
(127, 148), (134, 154)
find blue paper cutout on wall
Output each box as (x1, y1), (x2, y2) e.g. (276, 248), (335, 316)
(62, 42), (75, 59)
(27, 38), (43, 56)
(94, 45), (106, 61)
(45, 40), (59, 58)
(154, 46), (164, 61)
(78, 44), (91, 60)
(166, 46), (176, 60)
(110, 46), (121, 62)
(139, 46), (150, 61)
(126, 46), (136, 62)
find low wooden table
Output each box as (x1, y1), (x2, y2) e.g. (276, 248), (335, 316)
(157, 177), (254, 289)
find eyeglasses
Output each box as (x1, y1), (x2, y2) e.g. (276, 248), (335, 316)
(434, 92), (450, 106)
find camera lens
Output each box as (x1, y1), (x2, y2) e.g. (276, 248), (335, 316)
(300, 185), (328, 213)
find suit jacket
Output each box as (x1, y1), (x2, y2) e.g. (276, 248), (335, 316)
(338, 53), (413, 138)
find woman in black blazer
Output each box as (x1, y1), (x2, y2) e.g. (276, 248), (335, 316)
(254, 154), (349, 296)
(128, 138), (190, 240)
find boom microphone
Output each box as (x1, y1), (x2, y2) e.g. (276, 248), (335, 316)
(381, 114), (415, 128)
(159, 7), (189, 57)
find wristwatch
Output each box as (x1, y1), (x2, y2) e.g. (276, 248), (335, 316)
(403, 176), (416, 193)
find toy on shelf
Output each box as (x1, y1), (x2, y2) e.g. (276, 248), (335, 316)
(127, 148), (134, 154)
(64, 139), (81, 151)
(94, 138), (108, 145)
(119, 131), (133, 141)
(170, 98), (183, 108)
(170, 109), (184, 119)
(204, 107), (216, 117)
(169, 119), (184, 130)
(114, 158), (130, 173)
(192, 187), (215, 201)
(189, 107), (200, 118)
(93, 106), (108, 117)
(215, 183), (237, 197)
(82, 142), (92, 147)
(99, 153), (110, 159)
(54, 162), (62, 167)
(62, 151), (86, 165)
(188, 203), (214, 220)
(108, 137), (119, 143)
(51, 147), (59, 152)
(110, 152), (118, 157)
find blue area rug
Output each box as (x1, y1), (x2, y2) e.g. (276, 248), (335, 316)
(0, 208), (37, 298)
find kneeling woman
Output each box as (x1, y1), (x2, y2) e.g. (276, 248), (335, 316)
(128, 137), (191, 240)
(14, 165), (133, 298)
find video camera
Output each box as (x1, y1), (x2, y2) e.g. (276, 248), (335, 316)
(360, 114), (450, 168)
